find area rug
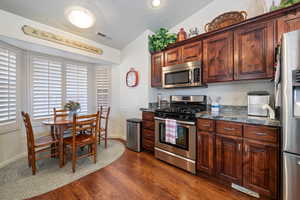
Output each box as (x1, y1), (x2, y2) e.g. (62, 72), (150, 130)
(0, 140), (125, 200)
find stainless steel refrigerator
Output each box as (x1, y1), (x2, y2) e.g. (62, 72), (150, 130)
(282, 30), (300, 200)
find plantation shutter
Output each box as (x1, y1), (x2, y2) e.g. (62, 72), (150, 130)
(0, 47), (17, 124)
(96, 67), (110, 109)
(66, 63), (88, 113)
(32, 57), (62, 119)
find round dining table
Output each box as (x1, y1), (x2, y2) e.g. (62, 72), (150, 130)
(42, 117), (73, 168)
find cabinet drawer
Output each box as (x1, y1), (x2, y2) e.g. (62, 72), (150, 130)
(142, 112), (154, 121)
(216, 121), (243, 137)
(143, 129), (154, 140)
(197, 119), (215, 132)
(244, 125), (278, 143)
(142, 138), (154, 151)
(143, 120), (155, 130)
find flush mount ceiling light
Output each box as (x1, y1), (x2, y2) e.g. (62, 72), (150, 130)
(152, 0), (161, 8)
(66, 7), (95, 29)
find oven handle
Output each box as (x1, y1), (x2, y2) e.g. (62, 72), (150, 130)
(154, 117), (196, 125)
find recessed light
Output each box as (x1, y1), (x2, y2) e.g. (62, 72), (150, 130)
(66, 7), (95, 29)
(152, 0), (161, 8)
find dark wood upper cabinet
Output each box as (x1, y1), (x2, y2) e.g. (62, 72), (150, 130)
(234, 21), (275, 80)
(243, 139), (278, 199)
(277, 9), (300, 44)
(182, 41), (202, 63)
(216, 135), (243, 185)
(197, 131), (215, 175)
(203, 32), (234, 83)
(164, 47), (182, 66)
(151, 52), (164, 87)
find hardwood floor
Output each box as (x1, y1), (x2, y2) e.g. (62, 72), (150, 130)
(28, 142), (257, 200)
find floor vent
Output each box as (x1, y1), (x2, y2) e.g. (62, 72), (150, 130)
(231, 183), (260, 199)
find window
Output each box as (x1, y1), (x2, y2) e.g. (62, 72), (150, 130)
(66, 63), (88, 113)
(96, 67), (110, 109)
(0, 46), (17, 125)
(31, 57), (62, 119)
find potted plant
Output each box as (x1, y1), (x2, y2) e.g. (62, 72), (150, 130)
(148, 28), (177, 53)
(271, 0), (300, 11)
(64, 101), (81, 118)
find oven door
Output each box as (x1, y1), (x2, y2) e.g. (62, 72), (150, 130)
(155, 117), (196, 160)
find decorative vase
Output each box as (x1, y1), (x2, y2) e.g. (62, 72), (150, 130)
(68, 110), (78, 119)
(177, 28), (187, 42)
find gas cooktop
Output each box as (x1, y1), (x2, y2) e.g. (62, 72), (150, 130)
(154, 95), (207, 121)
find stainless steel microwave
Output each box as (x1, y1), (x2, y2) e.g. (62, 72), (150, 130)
(162, 61), (203, 88)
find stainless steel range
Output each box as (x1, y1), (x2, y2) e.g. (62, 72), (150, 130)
(154, 95), (207, 174)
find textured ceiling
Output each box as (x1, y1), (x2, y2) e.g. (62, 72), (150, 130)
(0, 0), (212, 49)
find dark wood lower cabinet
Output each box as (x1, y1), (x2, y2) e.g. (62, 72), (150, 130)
(243, 139), (278, 199)
(142, 112), (155, 152)
(197, 131), (215, 175)
(197, 119), (280, 199)
(216, 135), (243, 185)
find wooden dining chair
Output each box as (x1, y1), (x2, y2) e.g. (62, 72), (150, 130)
(53, 108), (72, 137)
(63, 112), (100, 173)
(21, 112), (59, 175)
(98, 106), (111, 148)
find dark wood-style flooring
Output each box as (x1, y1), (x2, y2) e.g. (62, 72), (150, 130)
(28, 141), (256, 200)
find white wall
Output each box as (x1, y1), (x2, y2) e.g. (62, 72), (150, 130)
(110, 30), (155, 139)
(0, 9), (120, 65)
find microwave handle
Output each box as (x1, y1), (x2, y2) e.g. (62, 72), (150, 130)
(190, 70), (193, 84)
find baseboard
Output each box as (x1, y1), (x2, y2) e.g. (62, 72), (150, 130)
(0, 152), (27, 169)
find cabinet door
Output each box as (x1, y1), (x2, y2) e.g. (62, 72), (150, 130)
(277, 10), (300, 44)
(197, 131), (215, 175)
(182, 41), (202, 63)
(234, 21), (274, 80)
(203, 32), (234, 83)
(243, 140), (278, 198)
(164, 47), (182, 66)
(151, 52), (164, 87)
(216, 135), (243, 184)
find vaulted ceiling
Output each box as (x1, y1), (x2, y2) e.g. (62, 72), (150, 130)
(0, 0), (213, 49)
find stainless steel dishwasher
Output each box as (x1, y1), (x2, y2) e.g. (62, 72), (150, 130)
(126, 118), (142, 152)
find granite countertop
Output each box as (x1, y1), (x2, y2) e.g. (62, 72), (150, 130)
(196, 106), (281, 127)
(140, 104), (281, 127)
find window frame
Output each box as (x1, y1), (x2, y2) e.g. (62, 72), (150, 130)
(0, 41), (21, 134)
(95, 66), (111, 110)
(28, 52), (93, 121)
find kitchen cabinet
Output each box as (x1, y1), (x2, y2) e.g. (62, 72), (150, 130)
(197, 131), (215, 175)
(182, 41), (202, 63)
(233, 21), (275, 80)
(216, 135), (243, 184)
(203, 32), (234, 83)
(196, 118), (280, 199)
(151, 52), (164, 87)
(243, 139), (278, 199)
(277, 9), (300, 44)
(164, 47), (182, 66)
(150, 4), (300, 86)
(142, 112), (155, 152)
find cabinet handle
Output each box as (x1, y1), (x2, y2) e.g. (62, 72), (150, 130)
(255, 132), (268, 136)
(238, 144), (241, 152)
(224, 127), (235, 131)
(202, 123), (210, 127)
(298, 161), (300, 166)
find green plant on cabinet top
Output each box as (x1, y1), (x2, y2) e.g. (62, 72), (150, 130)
(148, 28), (177, 53)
